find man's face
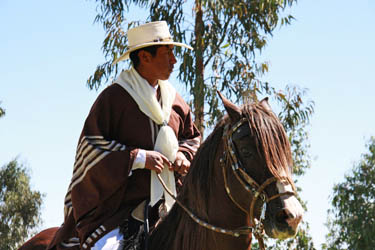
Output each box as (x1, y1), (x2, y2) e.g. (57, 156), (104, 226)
(148, 45), (177, 81)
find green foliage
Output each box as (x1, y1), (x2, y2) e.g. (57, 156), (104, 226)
(0, 160), (44, 249)
(0, 102), (5, 118)
(324, 137), (375, 250)
(251, 221), (316, 250)
(87, 0), (302, 132)
(273, 222), (316, 250)
(274, 85), (314, 177)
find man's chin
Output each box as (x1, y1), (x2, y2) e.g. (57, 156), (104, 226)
(162, 74), (171, 81)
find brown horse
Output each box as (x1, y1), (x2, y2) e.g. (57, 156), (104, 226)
(20, 94), (303, 250)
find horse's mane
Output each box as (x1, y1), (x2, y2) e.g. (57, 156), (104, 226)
(149, 101), (293, 250)
(149, 117), (225, 250)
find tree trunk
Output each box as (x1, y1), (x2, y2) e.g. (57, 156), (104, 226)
(193, 0), (205, 137)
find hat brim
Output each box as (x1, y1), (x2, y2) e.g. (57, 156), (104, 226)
(112, 42), (193, 65)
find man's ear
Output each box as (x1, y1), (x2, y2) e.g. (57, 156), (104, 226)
(138, 50), (152, 64)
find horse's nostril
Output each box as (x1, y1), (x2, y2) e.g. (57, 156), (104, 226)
(275, 209), (293, 224)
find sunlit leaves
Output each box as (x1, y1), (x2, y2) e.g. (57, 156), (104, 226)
(88, 0), (314, 181)
(0, 107), (4, 118)
(0, 101), (5, 118)
(87, 0), (300, 128)
(267, 85), (315, 176)
(324, 137), (375, 249)
(254, 221), (317, 250)
(0, 160), (44, 249)
(87, 0), (314, 173)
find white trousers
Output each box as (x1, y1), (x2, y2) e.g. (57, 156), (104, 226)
(91, 227), (123, 250)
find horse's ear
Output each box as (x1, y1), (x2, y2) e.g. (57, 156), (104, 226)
(217, 91), (242, 122)
(259, 97), (272, 112)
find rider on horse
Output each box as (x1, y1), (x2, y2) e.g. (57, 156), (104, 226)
(47, 21), (201, 250)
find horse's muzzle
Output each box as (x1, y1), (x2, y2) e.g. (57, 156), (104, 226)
(264, 194), (303, 239)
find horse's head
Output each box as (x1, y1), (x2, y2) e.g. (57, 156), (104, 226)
(218, 92), (303, 240)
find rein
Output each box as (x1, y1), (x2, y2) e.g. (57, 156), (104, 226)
(156, 174), (250, 237)
(156, 117), (296, 249)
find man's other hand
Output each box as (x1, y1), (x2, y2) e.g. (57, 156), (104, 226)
(173, 151), (190, 176)
(145, 151), (172, 174)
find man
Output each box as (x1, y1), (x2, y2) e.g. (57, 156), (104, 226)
(48, 21), (201, 250)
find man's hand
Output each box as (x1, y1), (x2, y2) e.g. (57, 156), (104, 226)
(145, 150), (172, 174)
(173, 151), (190, 176)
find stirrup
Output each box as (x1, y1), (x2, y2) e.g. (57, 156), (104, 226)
(131, 200), (147, 223)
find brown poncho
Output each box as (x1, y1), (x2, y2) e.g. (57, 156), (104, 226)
(48, 83), (200, 249)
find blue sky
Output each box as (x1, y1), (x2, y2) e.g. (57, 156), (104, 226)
(1, 0), (374, 248)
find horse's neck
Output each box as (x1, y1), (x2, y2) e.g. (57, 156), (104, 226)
(183, 144), (253, 250)
(150, 139), (253, 250)
(205, 151), (253, 249)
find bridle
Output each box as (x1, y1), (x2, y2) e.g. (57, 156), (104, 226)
(221, 117), (296, 249)
(156, 117), (296, 249)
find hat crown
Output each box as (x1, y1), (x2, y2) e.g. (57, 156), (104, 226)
(128, 21), (172, 48)
(112, 21), (192, 64)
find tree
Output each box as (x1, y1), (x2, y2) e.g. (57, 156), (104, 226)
(323, 137), (375, 250)
(87, 0), (313, 135)
(0, 102), (5, 118)
(0, 160), (44, 249)
(87, 0), (314, 168)
(86, 0), (315, 247)
(1, 105), (44, 248)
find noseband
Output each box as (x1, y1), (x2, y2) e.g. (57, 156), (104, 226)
(156, 117), (296, 249)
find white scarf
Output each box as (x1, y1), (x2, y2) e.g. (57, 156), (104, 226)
(114, 67), (178, 211)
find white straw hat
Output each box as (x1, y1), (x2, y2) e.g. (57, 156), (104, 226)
(113, 21), (193, 64)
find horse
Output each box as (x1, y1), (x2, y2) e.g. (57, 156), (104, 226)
(20, 93), (303, 250)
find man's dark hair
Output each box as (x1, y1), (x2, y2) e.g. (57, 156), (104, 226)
(129, 45), (163, 68)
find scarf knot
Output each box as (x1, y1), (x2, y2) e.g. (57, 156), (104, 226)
(114, 67), (178, 211)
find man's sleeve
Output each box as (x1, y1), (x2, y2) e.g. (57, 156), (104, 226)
(178, 109), (201, 162)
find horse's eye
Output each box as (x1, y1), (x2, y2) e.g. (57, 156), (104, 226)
(240, 147), (254, 158)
